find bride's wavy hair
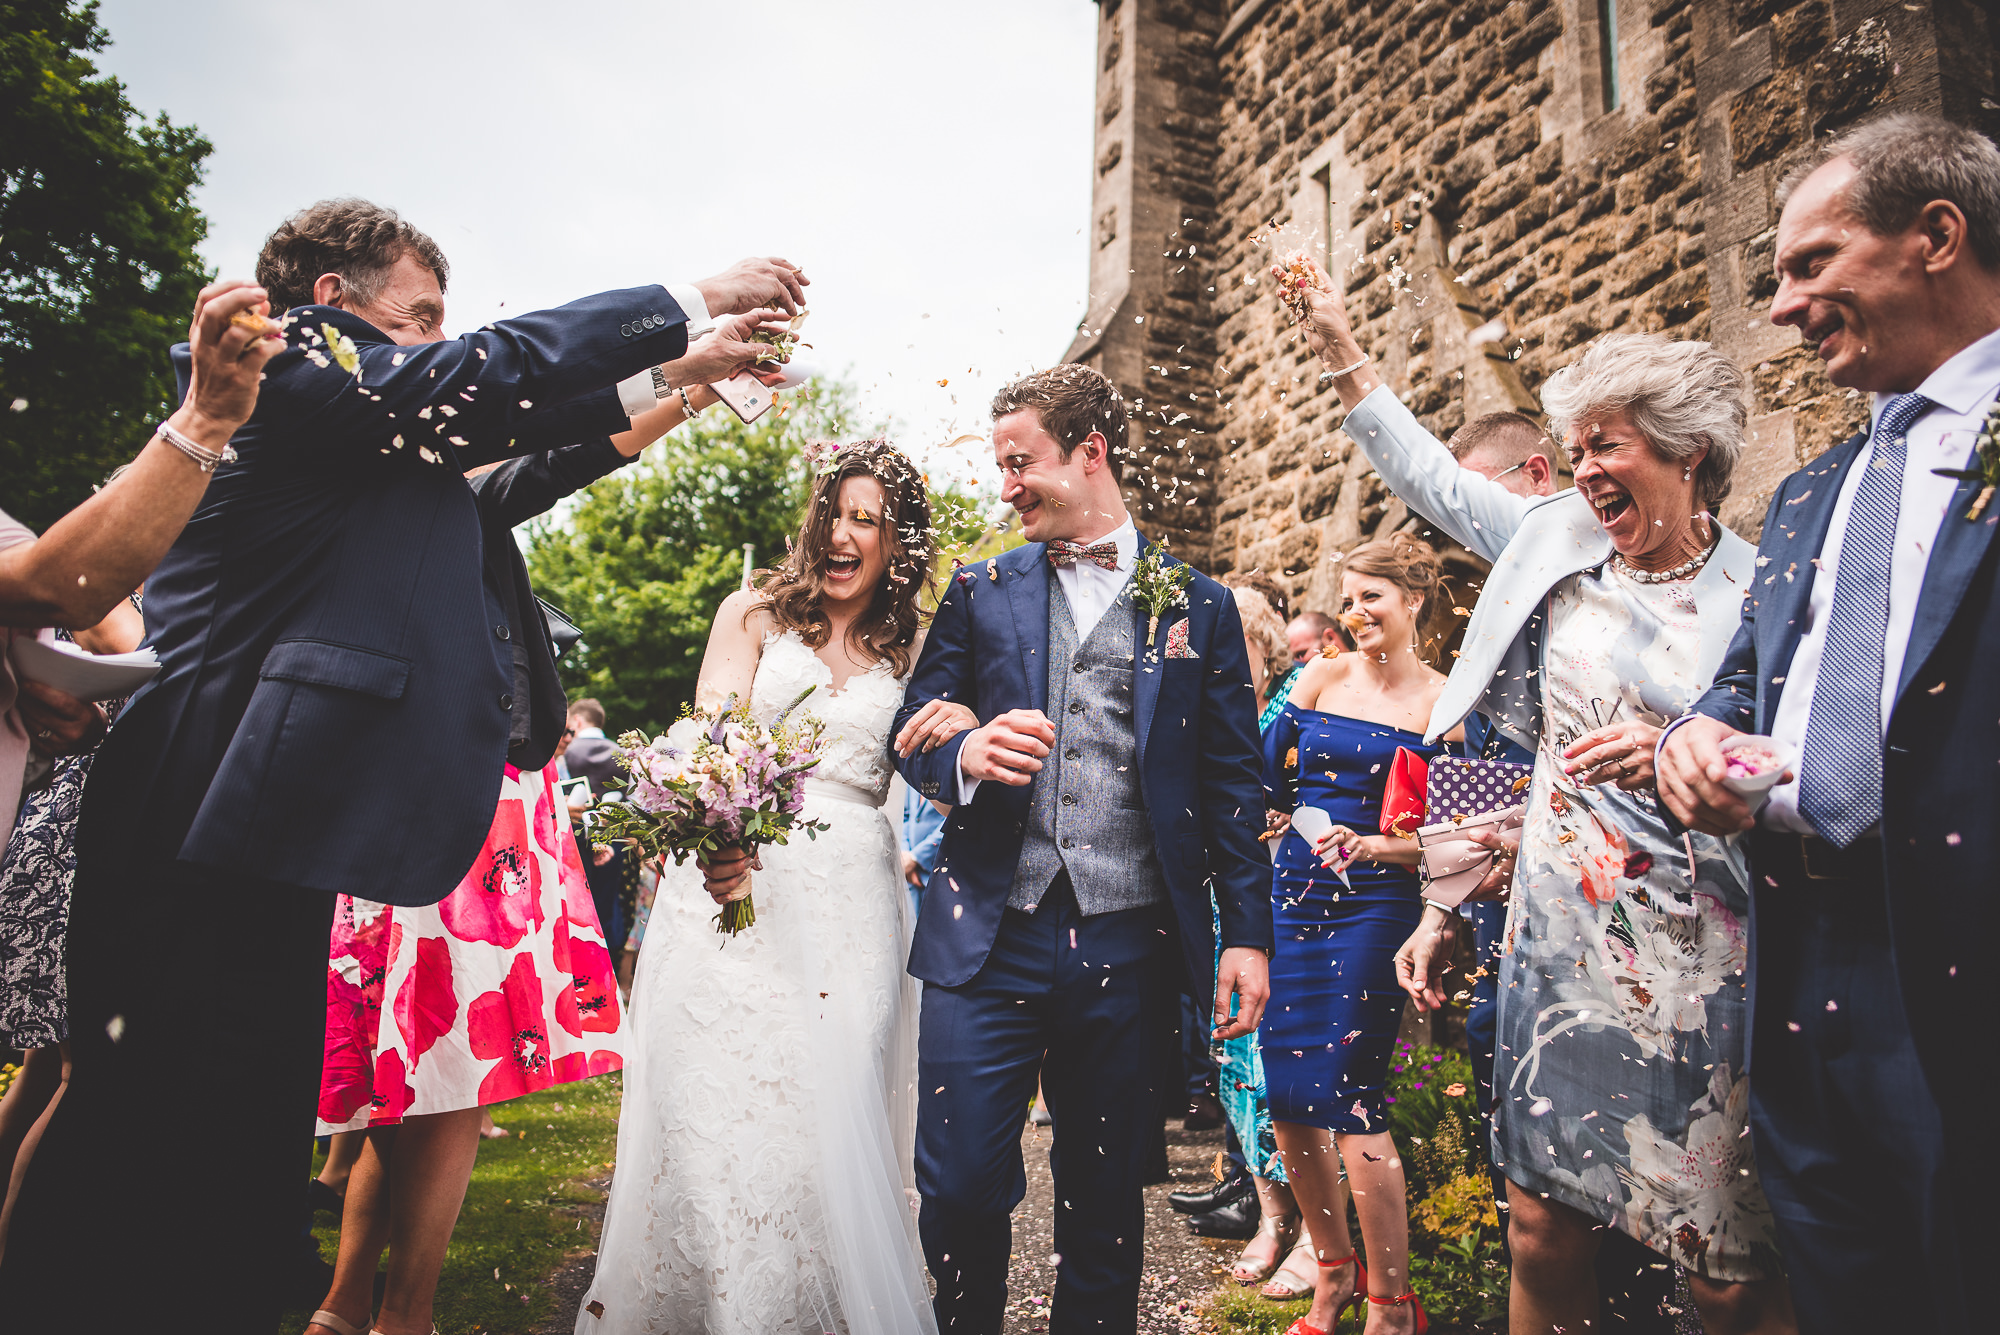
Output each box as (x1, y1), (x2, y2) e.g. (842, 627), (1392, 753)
(754, 438), (936, 677)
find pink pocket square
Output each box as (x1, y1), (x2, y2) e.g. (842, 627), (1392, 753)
(1163, 619), (1199, 658)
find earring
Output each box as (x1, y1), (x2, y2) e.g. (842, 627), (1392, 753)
(1683, 465), (1692, 481)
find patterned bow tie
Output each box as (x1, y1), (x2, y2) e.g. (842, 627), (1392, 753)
(1046, 539), (1119, 572)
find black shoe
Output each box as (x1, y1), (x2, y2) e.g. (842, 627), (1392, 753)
(1168, 1165), (1252, 1215)
(1187, 1189), (1260, 1239)
(1183, 1093), (1224, 1130)
(308, 1178), (344, 1218)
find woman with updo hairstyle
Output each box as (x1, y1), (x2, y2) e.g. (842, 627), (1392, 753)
(1255, 533), (1462, 1327)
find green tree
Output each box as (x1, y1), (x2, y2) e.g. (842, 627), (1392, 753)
(526, 383), (860, 734)
(1, 0), (212, 532)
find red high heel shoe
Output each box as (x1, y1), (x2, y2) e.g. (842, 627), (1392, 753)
(1366, 1288), (1430, 1334)
(1280, 1251), (1368, 1335)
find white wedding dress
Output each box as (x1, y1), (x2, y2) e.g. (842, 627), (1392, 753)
(578, 630), (936, 1335)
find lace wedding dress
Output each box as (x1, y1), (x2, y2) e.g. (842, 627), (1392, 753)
(578, 630), (935, 1335)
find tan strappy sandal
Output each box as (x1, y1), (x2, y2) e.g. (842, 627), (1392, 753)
(305, 1312), (369, 1335)
(1259, 1232), (1320, 1300)
(1231, 1211), (1300, 1284)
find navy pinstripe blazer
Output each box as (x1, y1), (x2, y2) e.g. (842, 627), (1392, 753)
(75, 289), (688, 904)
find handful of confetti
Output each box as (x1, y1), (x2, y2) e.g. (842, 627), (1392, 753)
(589, 688), (830, 937)
(1273, 251), (1330, 325)
(750, 310), (810, 365)
(228, 308), (283, 339)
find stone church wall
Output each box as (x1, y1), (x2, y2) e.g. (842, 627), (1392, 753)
(1064, 0), (1998, 619)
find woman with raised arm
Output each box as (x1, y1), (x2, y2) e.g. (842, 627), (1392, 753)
(578, 439), (972, 1335)
(1279, 259), (1794, 1335)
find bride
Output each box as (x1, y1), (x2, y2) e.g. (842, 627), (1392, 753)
(579, 438), (970, 1335)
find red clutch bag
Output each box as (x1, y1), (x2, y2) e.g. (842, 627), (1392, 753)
(1379, 746), (1430, 839)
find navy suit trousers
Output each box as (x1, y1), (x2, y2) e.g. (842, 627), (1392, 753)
(0, 853), (335, 1332)
(1746, 834), (1965, 1334)
(915, 876), (1175, 1335)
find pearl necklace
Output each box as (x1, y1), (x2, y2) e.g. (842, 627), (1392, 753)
(1612, 531), (1719, 584)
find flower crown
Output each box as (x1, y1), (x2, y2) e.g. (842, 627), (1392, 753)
(801, 438), (849, 476)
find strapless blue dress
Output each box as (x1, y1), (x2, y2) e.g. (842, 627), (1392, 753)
(1259, 704), (1441, 1133)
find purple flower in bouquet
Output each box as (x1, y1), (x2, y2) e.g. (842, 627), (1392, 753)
(590, 687), (829, 938)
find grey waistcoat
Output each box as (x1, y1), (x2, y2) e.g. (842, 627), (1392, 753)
(1007, 580), (1169, 914)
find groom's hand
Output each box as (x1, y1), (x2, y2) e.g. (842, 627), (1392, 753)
(958, 709), (1055, 786)
(1213, 947), (1269, 1040)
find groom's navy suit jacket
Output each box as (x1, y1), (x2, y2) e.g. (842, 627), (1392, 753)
(892, 537), (1275, 991)
(1685, 428), (1996, 1140)
(78, 291), (690, 905)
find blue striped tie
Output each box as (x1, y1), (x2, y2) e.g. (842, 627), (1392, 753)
(1796, 392), (1931, 847)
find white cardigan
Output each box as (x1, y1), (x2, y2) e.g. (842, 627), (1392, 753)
(1338, 386), (1757, 751)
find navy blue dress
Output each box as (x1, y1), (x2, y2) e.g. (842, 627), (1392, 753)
(1260, 703), (1441, 1133)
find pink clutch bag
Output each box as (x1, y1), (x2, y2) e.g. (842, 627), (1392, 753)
(1414, 804), (1524, 908)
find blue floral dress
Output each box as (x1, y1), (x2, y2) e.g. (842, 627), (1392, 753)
(1496, 564), (1781, 1282)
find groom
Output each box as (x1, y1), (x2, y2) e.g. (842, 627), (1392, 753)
(892, 364), (1273, 1334)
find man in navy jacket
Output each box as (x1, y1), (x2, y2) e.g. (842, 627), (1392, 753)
(888, 365), (1271, 1334)
(1659, 115), (2000, 1335)
(0, 198), (804, 1328)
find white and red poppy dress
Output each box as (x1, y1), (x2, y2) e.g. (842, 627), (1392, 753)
(316, 760), (624, 1130)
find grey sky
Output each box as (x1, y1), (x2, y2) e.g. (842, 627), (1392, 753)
(93, 0), (1097, 485)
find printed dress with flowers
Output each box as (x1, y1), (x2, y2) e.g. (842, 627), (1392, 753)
(317, 761), (623, 1131)
(1494, 563), (1781, 1282)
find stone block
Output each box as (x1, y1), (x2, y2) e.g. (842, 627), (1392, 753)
(1694, 25), (1773, 109)
(1717, 406), (1795, 539)
(1771, 0), (1831, 64)
(1703, 164), (1771, 248)
(1804, 16), (1894, 135)
(1730, 72), (1803, 172)
(1495, 118), (1540, 166)
(1279, 520), (1324, 575)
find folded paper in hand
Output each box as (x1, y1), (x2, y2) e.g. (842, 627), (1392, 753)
(1287, 805), (1351, 890)
(8, 636), (159, 702)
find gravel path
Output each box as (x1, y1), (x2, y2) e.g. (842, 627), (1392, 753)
(542, 1119), (1239, 1334)
(1004, 1119), (1237, 1335)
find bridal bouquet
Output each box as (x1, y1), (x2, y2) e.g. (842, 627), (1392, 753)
(590, 688), (829, 937)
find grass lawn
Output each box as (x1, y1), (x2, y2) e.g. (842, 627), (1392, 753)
(281, 1071), (623, 1335)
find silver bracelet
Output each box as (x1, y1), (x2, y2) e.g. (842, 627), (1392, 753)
(650, 365), (672, 400)
(1319, 353), (1370, 381)
(677, 384), (698, 418)
(156, 421), (237, 473)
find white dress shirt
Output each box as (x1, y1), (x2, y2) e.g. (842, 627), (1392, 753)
(613, 283), (716, 417)
(1762, 326), (2000, 834)
(955, 519), (1138, 804)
